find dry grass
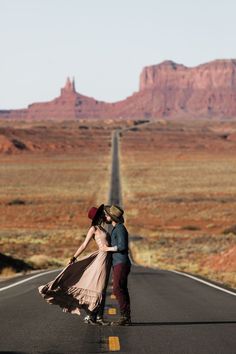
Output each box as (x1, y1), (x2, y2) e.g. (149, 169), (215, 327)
(1, 119), (236, 289)
(0, 121), (114, 272)
(121, 120), (236, 288)
(0, 154), (110, 228)
(130, 233), (236, 288)
(0, 152), (110, 267)
(27, 254), (65, 269)
(0, 266), (17, 277)
(0, 228), (98, 265)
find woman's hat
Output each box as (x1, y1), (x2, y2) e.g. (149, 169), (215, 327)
(104, 205), (124, 223)
(88, 204), (104, 225)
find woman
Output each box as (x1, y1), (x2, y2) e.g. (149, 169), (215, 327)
(38, 204), (115, 325)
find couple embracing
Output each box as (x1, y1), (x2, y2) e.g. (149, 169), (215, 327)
(38, 204), (132, 326)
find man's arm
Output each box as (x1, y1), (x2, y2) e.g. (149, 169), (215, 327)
(103, 225), (128, 252)
(115, 225), (128, 252)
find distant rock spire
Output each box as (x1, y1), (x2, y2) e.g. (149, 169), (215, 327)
(61, 76), (76, 96)
(65, 77), (71, 89)
(72, 76), (76, 91)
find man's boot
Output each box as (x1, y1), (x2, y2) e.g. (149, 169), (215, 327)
(96, 316), (110, 326)
(111, 310), (131, 326)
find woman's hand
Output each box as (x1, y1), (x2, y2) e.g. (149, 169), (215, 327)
(68, 256), (76, 265)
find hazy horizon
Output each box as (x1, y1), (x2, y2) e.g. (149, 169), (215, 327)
(1, 0), (236, 109)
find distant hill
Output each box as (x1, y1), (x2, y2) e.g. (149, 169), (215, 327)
(1, 59), (236, 120)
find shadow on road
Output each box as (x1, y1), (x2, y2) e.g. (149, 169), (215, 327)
(131, 321), (236, 326)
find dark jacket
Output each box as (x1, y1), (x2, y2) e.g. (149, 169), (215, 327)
(111, 223), (131, 266)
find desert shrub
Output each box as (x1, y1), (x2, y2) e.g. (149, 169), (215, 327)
(181, 225), (201, 231)
(167, 197), (184, 203)
(223, 225), (236, 235)
(0, 267), (16, 277)
(8, 199), (26, 206)
(27, 254), (64, 269)
(129, 235), (144, 241)
(11, 139), (27, 150)
(134, 120), (149, 125)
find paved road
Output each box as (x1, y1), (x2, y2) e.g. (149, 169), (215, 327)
(1, 264), (236, 353)
(1, 129), (236, 353)
(108, 129), (123, 206)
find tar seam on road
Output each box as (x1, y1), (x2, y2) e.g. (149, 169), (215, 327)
(171, 270), (236, 297)
(0, 268), (61, 292)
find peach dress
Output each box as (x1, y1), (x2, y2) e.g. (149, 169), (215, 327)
(38, 227), (111, 315)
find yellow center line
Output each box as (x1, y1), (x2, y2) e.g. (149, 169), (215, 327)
(108, 336), (120, 351)
(108, 307), (117, 315)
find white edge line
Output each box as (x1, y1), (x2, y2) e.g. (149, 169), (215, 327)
(171, 270), (236, 297)
(0, 268), (62, 292)
(128, 253), (236, 297)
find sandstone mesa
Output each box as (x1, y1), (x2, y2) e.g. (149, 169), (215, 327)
(1, 59), (236, 120)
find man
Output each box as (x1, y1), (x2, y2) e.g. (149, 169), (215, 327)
(102, 204), (132, 326)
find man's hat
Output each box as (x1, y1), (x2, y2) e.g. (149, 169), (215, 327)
(104, 205), (124, 223)
(88, 204), (104, 225)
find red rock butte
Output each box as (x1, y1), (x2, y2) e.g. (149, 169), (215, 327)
(1, 59), (236, 120)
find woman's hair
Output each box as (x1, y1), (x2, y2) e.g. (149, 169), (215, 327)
(91, 211), (105, 227)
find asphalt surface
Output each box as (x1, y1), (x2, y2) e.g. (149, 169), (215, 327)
(1, 265), (236, 353)
(108, 129), (123, 206)
(1, 129), (236, 354)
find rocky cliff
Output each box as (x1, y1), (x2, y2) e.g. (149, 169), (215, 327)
(1, 59), (236, 120)
(137, 59), (236, 118)
(139, 59), (236, 91)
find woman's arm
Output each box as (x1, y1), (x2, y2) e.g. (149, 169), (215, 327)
(101, 245), (118, 252)
(69, 226), (95, 263)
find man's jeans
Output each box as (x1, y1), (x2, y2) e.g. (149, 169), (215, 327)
(113, 263), (131, 316)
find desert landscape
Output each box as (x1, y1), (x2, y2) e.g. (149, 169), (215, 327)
(0, 117), (236, 290)
(3, 3), (236, 353)
(120, 119), (236, 288)
(1, 57), (236, 289)
(0, 120), (112, 276)
(0, 119), (142, 277)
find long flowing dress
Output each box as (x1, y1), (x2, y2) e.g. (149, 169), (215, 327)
(38, 227), (111, 315)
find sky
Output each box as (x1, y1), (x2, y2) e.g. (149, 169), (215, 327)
(1, 0), (236, 109)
